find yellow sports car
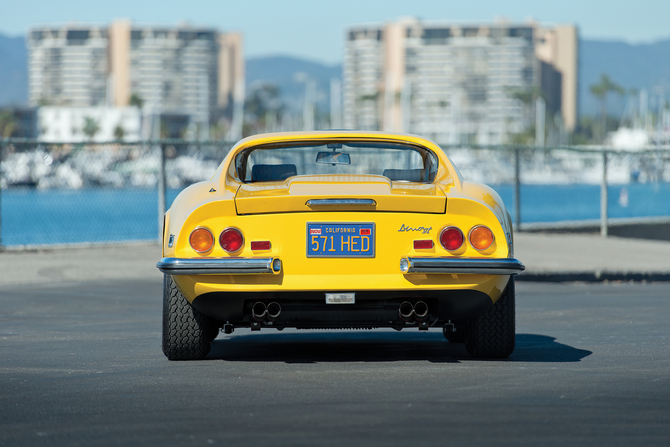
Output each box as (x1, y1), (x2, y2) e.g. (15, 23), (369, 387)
(157, 131), (524, 360)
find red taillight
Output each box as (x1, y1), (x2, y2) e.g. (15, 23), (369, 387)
(251, 241), (271, 251)
(413, 240), (434, 250)
(189, 227), (214, 253)
(470, 226), (494, 250)
(219, 228), (244, 252)
(439, 226), (464, 251)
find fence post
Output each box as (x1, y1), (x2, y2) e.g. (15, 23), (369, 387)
(514, 147), (521, 232)
(600, 150), (608, 237)
(157, 142), (166, 243)
(0, 140), (3, 249)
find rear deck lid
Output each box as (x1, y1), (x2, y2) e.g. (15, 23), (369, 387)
(234, 175), (446, 215)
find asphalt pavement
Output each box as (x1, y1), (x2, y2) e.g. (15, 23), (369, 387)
(1, 232), (669, 286)
(1, 279), (669, 446)
(2, 234), (670, 446)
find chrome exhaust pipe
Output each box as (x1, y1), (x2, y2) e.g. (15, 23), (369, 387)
(399, 301), (414, 321)
(251, 302), (267, 321)
(413, 301), (429, 321)
(266, 302), (282, 320)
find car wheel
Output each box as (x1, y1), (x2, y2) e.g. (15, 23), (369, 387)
(464, 277), (515, 359)
(162, 274), (218, 360)
(443, 325), (466, 343)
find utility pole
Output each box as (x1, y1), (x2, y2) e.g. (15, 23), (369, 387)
(600, 151), (608, 237)
(294, 72), (315, 131)
(535, 96), (545, 147)
(229, 79), (245, 141)
(330, 78), (342, 129)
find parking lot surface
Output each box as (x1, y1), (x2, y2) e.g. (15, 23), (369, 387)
(1, 279), (669, 446)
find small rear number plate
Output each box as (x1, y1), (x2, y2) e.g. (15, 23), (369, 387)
(326, 293), (355, 304)
(307, 223), (375, 258)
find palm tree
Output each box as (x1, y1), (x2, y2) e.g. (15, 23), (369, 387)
(506, 86), (545, 144)
(0, 110), (17, 138)
(83, 117), (100, 141)
(114, 124), (125, 141)
(129, 93), (144, 108)
(244, 83), (283, 134)
(507, 86), (544, 106)
(590, 74), (624, 142)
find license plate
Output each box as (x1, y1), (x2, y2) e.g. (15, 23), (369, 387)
(307, 223), (375, 258)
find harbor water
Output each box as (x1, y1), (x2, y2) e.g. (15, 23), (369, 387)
(2, 182), (669, 246)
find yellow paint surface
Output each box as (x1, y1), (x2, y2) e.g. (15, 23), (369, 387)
(163, 131), (515, 304)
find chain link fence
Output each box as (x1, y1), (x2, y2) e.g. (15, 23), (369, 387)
(1, 139), (669, 247)
(447, 145), (670, 233)
(0, 140), (233, 247)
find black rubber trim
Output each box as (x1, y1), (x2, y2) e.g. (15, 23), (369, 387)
(517, 271), (670, 283)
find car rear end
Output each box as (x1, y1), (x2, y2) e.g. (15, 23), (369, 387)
(158, 132), (523, 359)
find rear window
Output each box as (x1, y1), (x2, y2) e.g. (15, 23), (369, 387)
(235, 141), (438, 183)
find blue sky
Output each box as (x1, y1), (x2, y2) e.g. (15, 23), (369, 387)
(2, 0), (669, 64)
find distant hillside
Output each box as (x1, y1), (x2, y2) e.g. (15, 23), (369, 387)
(246, 55), (342, 113)
(580, 39), (670, 116)
(0, 33), (27, 106)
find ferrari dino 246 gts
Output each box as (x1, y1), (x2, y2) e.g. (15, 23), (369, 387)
(157, 131), (524, 360)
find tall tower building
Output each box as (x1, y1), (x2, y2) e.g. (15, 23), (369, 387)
(343, 19), (578, 144)
(28, 25), (109, 107)
(343, 27), (384, 130)
(28, 21), (244, 129)
(535, 25), (579, 132)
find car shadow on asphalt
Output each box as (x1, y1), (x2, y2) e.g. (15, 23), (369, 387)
(207, 332), (591, 363)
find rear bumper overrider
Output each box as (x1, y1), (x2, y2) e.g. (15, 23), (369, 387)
(157, 257), (281, 275)
(400, 257), (525, 275)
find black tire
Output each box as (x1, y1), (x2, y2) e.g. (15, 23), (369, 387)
(162, 274), (218, 360)
(443, 325), (466, 343)
(464, 277), (515, 359)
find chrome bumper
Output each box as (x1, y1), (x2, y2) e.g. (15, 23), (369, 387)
(400, 257), (525, 275)
(157, 257), (281, 275)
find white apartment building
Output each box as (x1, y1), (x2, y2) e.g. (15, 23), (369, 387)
(28, 21), (244, 137)
(342, 28), (384, 130)
(28, 27), (109, 107)
(343, 19), (578, 144)
(110, 23), (219, 122)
